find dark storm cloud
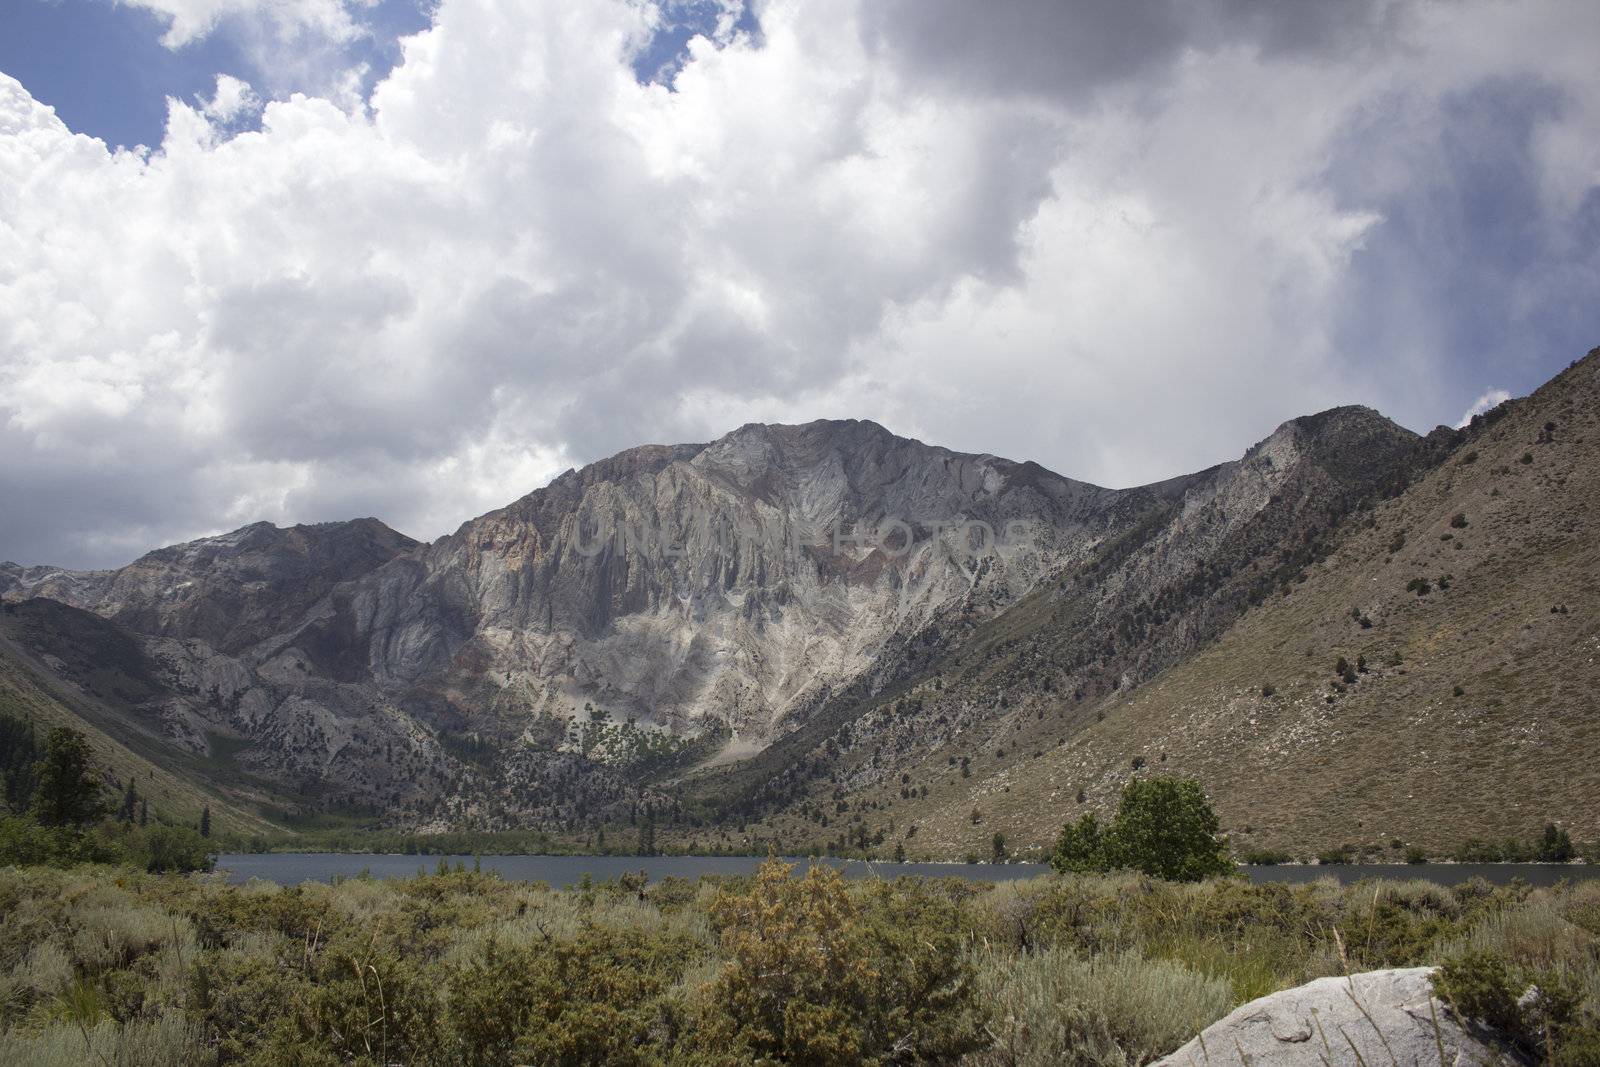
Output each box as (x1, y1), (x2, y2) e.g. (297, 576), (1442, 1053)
(1327, 75), (1600, 426)
(862, 0), (1406, 102)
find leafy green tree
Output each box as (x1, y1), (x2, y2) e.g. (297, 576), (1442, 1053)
(1051, 778), (1233, 882)
(141, 824), (215, 873)
(1051, 813), (1106, 874)
(31, 727), (104, 827)
(1539, 823), (1575, 863)
(1106, 778), (1234, 881)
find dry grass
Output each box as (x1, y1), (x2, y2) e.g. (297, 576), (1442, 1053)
(0, 1013), (211, 1067)
(968, 946), (1233, 1067)
(2, 854), (1596, 1065)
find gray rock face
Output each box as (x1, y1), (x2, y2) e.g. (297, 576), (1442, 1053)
(328, 419), (1123, 741)
(3, 411), (1425, 822)
(14, 518), (418, 654)
(754, 404), (1432, 813)
(1154, 968), (1516, 1067)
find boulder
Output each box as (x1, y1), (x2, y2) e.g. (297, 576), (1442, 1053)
(1154, 967), (1518, 1066)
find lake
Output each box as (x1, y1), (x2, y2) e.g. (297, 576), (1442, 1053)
(216, 853), (1600, 888)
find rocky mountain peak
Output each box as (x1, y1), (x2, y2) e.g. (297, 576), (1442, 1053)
(3, 517), (421, 654)
(17, 368), (1582, 837)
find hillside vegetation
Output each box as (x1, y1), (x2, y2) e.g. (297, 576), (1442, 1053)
(0, 617), (277, 838)
(811, 350), (1600, 860)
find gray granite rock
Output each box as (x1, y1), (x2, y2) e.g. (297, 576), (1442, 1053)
(1154, 967), (1519, 1067)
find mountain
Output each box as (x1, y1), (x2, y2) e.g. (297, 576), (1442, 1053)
(1, 423), (1149, 825)
(309, 419), (1130, 739)
(3, 349), (1596, 853)
(12, 518), (420, 653)
(1, 520), (450, 818)
(0, 599), (279, 836)
(677, 404), (1441, 828)
(718, 349), (1600, 859)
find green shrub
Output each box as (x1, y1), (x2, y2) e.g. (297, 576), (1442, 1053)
(1454, 837), (1503, 862)
(138, 824), (214, 873)
(1342, 885), (1461, 967)
(448, 927), (699, 1066)
(1241, 849), (1292, 866)
(0, 816), (212, 873)
(0, 843), (1596, 1066)
(1433, 949), (1523, 1034)
(1432, 947), (1597, 1061)
(1050, 778), (1234, 883)
(697, 858), (986, 1064)
(0, 1013), (213, 1067)
(261, 947), (447, 1065)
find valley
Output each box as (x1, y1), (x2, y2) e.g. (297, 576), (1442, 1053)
(4, 348), (1598, 861)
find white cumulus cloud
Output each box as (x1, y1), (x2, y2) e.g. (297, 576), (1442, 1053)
(1, 0), (1598, 567)
(1455, 388), (1513, 428)
(118, 0), (365, 48)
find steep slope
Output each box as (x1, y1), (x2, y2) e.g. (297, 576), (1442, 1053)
(0, 604), (278, 836)
(812, 348), (1600, 859)
(303, 420), (1125, 743)
(13, 518), (419, 653)
(3, 423), (1141, 823)
(681, 403), (1441, 837)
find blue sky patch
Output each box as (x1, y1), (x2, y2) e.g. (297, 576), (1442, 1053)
(0, 0), (432, 148)
(630, 0), (760, 88)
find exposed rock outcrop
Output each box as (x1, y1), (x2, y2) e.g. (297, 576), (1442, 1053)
(1154, 968), (1518, 1066)
(3, 408), (1438, 826)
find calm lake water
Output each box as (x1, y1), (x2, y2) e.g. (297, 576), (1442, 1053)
(216, 853), (1599, 888)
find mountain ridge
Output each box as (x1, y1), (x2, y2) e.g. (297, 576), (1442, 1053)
(3, 362), (1594, 856)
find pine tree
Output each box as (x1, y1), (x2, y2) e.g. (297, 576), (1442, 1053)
(1539, 823), (1574, 863)
(119, 778), (139, 823)
(637, 809), (657, 856)
(0, 712), (41, 812)
(200, 805), (211, 838)
(31, 727), (104, 827)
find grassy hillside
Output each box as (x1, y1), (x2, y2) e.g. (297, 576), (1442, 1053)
(889, 348), (1600, 858)
(0, 612), (281, 837)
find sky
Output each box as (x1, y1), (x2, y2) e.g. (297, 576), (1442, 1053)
(1, 0), (1597, 568)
